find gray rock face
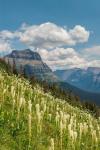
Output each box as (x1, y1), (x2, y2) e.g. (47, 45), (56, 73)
(4, 49), (58, 81)
(5, 49), (42, 60)
(54, 68), (100, 93)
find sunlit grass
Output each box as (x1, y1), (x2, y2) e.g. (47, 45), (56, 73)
(0, 69), (100, 150)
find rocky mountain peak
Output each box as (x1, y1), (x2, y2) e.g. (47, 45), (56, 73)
(4, 49), (58, 82)
(5, 49), (42, 61)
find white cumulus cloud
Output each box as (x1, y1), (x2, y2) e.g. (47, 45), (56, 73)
(82, 45), (100, 59)
(0, 40), (12, 56)
(0, 40), (11, 51)
(0, 22), (90, 52)
(69, 25), (90, 43)
(37, 47), (87, 70)
(0, 30), (15, 40)
(37, 47), (100, 70)
(19, 22), (90, 49)
(1, 22), (99, 70)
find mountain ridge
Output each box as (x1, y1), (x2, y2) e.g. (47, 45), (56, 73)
(5, 49), (42, 60)
(54, 68), (100, 93)
(4, 49), (58, 81)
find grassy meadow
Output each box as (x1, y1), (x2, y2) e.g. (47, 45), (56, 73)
(0, 69), (100, 150)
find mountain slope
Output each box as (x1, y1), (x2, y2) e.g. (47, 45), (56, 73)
(0, 58), (11, 73)
(0, 66), (100, 150)
(3, 50), (100, 105)
(4, 49), (58, 81)
(59, 82), (100, 105)
(54, 68), (100, 93)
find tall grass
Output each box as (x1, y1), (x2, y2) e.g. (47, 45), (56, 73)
(0, 69), (100, 150)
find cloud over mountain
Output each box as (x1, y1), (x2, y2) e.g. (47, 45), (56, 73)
(0, 22), (99, 69)
(0, 40), (11, 53)
(82, 45), (100, 59)
(37, 47), (100, 70)
(37, 47), (87, 70)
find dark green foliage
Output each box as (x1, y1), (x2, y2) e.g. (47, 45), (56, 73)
(12, 59), (18, 75)
(0, 58), (12, 73)
(83, 101), (100, 117)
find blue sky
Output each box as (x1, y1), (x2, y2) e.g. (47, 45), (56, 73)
(0, 0), (100, 45)
(0, 0), (100, 69)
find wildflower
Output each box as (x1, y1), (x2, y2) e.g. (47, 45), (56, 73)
(49, 138), (54, 150)
(48, 113), (52, 121)
(28, 114), (32, 138)
(36, 104), (40, 115)
(19, 97), (23, 108)
(55, 112), (60, 125)
(92, 130), (98, 143)
(28, 100), (32, 114)
(36, 104), (42, 133)
(43, 103), (46, 113)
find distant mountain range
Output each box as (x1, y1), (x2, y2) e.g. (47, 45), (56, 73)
(54, 68), (100, 93)
(59, 82), (100, 105)
(4, 49), (58, 81)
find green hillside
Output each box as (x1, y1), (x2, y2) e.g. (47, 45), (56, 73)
(0, 58), (11, 73)
(0, 64), (100, 150)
